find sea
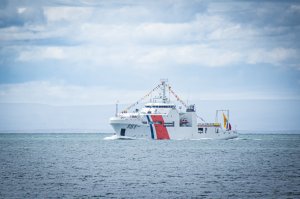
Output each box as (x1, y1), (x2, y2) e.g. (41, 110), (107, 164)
(0, 133), (299, 198)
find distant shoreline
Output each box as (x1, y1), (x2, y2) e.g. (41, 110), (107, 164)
(0, 129), (113, 134)
(0, 130), (299, 134)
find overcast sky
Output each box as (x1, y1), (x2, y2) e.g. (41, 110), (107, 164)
(0, 0), (300, 106)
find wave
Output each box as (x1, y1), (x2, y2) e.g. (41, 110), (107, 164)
(103, 135), (137, 140)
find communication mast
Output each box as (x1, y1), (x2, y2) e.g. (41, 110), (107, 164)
(160, 79), (168, 103)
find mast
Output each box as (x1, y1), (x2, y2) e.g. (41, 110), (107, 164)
(115, 100), (119, 117)
(160, 79), (168, 103)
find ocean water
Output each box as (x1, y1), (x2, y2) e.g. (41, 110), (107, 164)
(0, 133), (299, 198)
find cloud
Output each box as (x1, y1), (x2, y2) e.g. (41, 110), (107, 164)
(246, 48), (299, 66)
(18, 46), (65, 61)
(44, 6), (93, 23)
(136, 45), (242, 67)
(0, 0), (46, 28)
(10, 37), (300, 73)
(13, 43), (243, 70)
(210, 1), (300, 28)
(0, 0), (300, 104)
(1, 80), (299, 107)
(0, 81), (148, 105)
(190, 89), (300, 101)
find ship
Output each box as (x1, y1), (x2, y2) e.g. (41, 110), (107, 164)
(109, 79), (238, 140)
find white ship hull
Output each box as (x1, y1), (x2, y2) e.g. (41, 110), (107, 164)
(110, 115), (238, 140)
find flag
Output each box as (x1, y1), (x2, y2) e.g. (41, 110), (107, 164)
(223, 113), (227, 129)
(223, 113), (232, 131)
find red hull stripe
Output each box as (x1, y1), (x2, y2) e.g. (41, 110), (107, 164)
(151, 115), (170, 140)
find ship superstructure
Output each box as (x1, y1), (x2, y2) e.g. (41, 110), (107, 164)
(109, 80), (238, 140)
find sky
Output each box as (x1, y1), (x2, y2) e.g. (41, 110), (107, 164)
(0, 0), (300, 131)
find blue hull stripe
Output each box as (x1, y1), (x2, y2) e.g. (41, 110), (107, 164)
(146, 115), (154, 139)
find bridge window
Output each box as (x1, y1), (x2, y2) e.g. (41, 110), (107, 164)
(198, 128), (203, 134)
(164, 122), (174, 127)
